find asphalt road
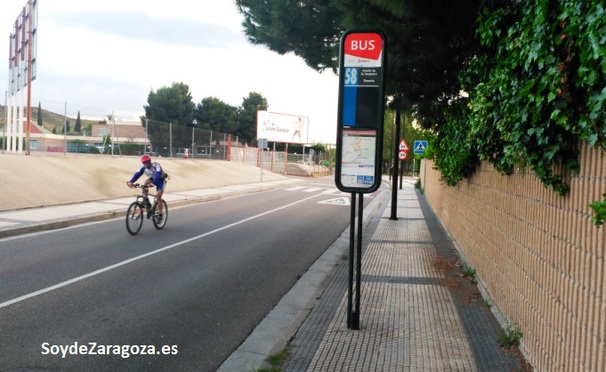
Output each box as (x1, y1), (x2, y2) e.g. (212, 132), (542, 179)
(0, 177), (377, 371)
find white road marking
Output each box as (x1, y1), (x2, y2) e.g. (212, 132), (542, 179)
(301, 187), (323, 193)
(285, 186), (307, 191)
(320, 189), (340, 195)
(284, 186), (379, 205)
(286, 186), (349, 195)
(0, 194), (321, 309)
(318, 197), (351, 206)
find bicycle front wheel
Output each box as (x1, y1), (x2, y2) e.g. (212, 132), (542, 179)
(126, 202), (144, 235)
(152, 200), (168, 229)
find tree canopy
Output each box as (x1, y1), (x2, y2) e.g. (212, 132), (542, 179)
(236, 0), (483, 127)
(74, 111), (82, 134)
(143, 82), (196, 126)
(237, 92), (268, 141)
(142, 83), (269, 148)
(37, 102), (42, 128)
(237, 0), (606, 225)
(196, 97), (239, 134)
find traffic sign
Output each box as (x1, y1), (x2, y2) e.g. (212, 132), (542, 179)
(398, 151), (407, 160)
(414, 140), (428, 154)
(399, 138), (409, 151)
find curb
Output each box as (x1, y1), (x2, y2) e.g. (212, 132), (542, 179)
(218, 185), (391, 372)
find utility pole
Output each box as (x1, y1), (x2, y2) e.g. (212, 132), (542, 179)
(63, 102), (67, 156)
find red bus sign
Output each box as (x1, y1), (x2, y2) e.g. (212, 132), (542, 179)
(336, 30), (386, 193)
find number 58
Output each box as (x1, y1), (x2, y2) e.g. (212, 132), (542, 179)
(344, 68), (358, 85)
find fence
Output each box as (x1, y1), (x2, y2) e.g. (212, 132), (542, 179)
(420, 142), (606, 371)
(230, 145), (333, 177)
(143, 119), (250, 160)
(1, 112), (333, 177)
(144, 120), (333, 176)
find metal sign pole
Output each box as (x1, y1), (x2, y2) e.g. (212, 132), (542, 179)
(347, 193), (356, 329)
(336, 29), (385, 331)
(347, 192), (364, 330)
(390, 109), (401, 220)
(258, 138), (267, 182)
(354, 193), (364, 328)
(400, 159), (404, 189)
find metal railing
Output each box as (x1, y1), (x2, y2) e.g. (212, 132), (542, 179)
(230, 146), (333, 177)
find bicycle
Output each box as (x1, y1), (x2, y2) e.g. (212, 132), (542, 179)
(125, 183), (168, 235)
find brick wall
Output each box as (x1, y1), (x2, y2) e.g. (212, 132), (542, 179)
(420, 142), (605, 371)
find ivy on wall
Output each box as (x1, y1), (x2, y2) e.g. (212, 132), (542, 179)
(432, 1), (606, 225)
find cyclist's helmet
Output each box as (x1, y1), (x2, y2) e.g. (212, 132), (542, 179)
(140, 154), (151, 163)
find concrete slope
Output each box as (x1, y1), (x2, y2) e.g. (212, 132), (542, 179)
(0, 153), (286, 211)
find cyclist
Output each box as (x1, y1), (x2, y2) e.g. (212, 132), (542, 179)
(126, 154), (166, 218)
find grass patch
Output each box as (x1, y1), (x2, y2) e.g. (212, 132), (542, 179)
(414, 179), (424, 195)
(459, 265), (477, 284)
(257, 346), (291, 372)
(498, 326), (523, 348)
(461, 265), (476, 277)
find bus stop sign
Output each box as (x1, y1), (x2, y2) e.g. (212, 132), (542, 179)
(335, 30), (386, 193)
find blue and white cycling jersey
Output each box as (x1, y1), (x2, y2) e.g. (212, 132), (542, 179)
(129, 162), (166, 190)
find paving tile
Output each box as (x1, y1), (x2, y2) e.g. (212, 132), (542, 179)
(283, 182), (525, 371)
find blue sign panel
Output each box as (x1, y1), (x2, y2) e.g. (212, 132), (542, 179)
(356, 175), (375, 185)
(413, 140), (428, 154)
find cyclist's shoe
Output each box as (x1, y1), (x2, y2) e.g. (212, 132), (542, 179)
(147, 209), (152, 219)
(155, 213), (163, 223)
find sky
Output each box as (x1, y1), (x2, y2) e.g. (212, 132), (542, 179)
(0, 0), (340, 144)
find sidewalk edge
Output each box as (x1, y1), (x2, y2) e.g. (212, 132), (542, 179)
(218, 186), (390, 372)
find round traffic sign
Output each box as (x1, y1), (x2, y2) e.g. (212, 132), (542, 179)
(398, 151), (407, 160)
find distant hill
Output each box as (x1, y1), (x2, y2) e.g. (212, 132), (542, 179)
(0, 104), (99, 134)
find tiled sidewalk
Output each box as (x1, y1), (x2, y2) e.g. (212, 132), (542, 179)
(283, 180), (526, 371)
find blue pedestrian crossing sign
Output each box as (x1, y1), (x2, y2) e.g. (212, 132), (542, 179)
(413, 140), (428, 154)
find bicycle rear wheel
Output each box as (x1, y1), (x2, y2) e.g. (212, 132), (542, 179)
(152, 200), (168, 229)
(126, 202), (144, 235)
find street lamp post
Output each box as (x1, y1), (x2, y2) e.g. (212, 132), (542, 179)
(191, 119), (197, 158)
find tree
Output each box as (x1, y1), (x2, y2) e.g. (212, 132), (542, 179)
(237, 92), (268, 143)
(143, 82), (196, 125)
(101, 134), (112, 153)
(84, 123), (92, 136)
(236, 0), (484, 127)
(37, 102), (42, 128)
(119, 140), (142, 156)
(74, 111), (82, 134)
(196, 97), (239, 135)
(142, 82), (196, 150)
(65, 119), (70, 134)
(237, 0), (342, 71)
